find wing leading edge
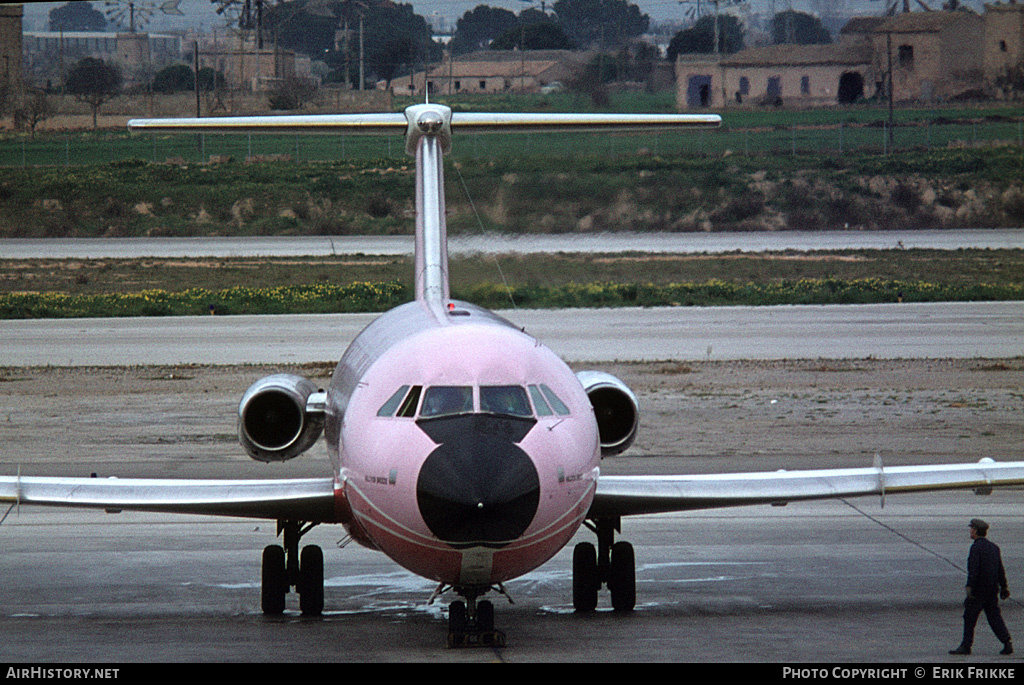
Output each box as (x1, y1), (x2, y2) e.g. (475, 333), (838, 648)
(589, 460), (1024, 518)
(0, 475), (340, 521)
(9, 459), (1016, 523)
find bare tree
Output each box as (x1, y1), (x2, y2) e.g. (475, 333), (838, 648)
(16, 89), (55, 137)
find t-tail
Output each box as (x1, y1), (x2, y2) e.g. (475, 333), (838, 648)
(128, 106), (721, 314)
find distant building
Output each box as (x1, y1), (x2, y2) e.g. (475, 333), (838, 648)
(676, 5), (1024, 110)
(985, 1), (1024, 97)
(401, 50), (583, 96)
(188, 32), (309, 92)
(1, 3), (24, 107)
(23, 30), (182, 87)
(21, 27), (311, 93)
(870, 11), (985, 103)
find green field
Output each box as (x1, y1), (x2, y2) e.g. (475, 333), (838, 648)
(2, 99), (1022, 167)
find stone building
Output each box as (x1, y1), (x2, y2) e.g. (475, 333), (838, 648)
(403, 51), (582, 96)
(676, 4), (1024, 110)
(985, 1), (1024, 97)
(870, 11), (985, 102)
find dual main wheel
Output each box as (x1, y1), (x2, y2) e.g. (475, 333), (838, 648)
(572, 540), (635, 612)
(261, 543), (324, 616)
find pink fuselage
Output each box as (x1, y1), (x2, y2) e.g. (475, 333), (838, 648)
(324, 299), (600, 589)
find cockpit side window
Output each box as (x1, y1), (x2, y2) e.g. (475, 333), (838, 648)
(480, 385), (532, 417)
(377, 385), (411, 417)
(420, 385), (473, 417)
(528, 385), (553, 416)
(540, 384), (571, 416)
(396, 385), (422, 418)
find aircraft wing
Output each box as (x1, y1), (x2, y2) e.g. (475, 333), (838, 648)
(589, 460), (1024, 518)
(0, 475), (339, 521)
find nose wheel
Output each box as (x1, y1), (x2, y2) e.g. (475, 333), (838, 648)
(261, 519), (324, 616)
(573, 517), (635, 612)
(447, 589), (506, 648)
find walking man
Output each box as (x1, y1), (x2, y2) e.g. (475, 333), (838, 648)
(950, 518), (1013, 655)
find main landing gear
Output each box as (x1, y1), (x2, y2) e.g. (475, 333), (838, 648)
(261, 520), (325, 616)
(573, 517), (635, 613)
(446, 587), (507, 648)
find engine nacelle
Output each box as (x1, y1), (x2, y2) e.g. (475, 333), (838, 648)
(238, 374), (325, 463)
(576, 370), (639, 456)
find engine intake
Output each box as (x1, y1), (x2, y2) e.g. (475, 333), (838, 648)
(576, 370), (639, 456)
(238, 374), (325, 463)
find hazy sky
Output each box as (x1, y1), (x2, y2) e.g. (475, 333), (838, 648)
(20, 0), (990, 33)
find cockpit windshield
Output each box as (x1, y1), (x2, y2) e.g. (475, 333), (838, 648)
(480, 385), (532, 418)
(377, 383), (570, 419)
(420, 385), (473, 417)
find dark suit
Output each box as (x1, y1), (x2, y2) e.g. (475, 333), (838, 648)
(961, 537), (1011, 648)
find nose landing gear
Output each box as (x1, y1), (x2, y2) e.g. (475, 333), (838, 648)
(573, 517), (635, 612)
(447, 588), (507, 648)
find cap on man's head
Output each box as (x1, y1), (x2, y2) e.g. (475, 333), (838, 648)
(970, 518), (990, 535)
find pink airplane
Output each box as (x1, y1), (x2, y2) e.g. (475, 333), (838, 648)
(4, 104), (1024, 647)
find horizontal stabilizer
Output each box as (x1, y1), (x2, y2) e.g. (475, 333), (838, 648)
(450, 112), (720, 133)
(128, 113), (408, 134)
(128, 112), (720, 135)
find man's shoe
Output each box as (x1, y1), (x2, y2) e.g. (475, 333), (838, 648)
(1001, 641), (1013, 655)
(949, 645), (971, 655)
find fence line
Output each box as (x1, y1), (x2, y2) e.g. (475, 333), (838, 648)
(1, 120), (1022, 167)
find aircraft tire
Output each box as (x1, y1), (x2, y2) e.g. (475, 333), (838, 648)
(572, 542), (599, 612)
(299, 544), (324, 616)
(477, 599), (495, 632)
(449, 600), (468, 633)
(261, 545), (287, 615)
(609, 541), (636, 612)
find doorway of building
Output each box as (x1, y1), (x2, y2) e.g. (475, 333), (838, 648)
(687, 75), (713, 107)
(838, 72), (864, 104)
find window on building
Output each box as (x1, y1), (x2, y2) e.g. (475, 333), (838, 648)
(898, 45), (914, 68)
(1000, 40), (1008, 52)
(479, 80), (486, 90)
(739, 76), (749, 95)
(801, 75), (810, 95)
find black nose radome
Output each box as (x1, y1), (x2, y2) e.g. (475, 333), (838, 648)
(416, 415), (539, 548)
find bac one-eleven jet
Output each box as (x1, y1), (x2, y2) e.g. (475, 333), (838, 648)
(3, 103), (1024, 647)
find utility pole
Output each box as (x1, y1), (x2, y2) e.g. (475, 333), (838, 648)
(359, 14), (364, 91)
(194, 41), (201, 117)
(886, 31), (895, 151)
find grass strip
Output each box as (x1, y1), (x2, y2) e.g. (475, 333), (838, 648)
(0, 281), (408, 319)
(2, 278), (1021, 319)
(459, 279), (1024, 309)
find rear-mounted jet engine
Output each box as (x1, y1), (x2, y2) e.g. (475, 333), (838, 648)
(575, 371), (639, 456)
(238, 374), (326, 462)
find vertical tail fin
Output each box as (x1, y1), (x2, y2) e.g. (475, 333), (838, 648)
(405, 105), (453, 309)
(128, 107), (720, 317)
